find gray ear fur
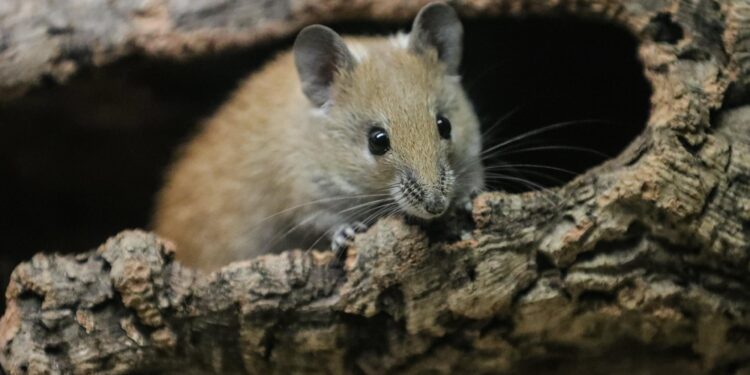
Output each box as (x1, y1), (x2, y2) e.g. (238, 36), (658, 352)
(293, 25), (356, 107)
(408, 2), (463, 75)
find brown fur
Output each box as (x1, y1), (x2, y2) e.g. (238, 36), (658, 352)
(154, 33), (483, 271)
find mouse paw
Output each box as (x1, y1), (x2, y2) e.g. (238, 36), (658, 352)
(331, 222), (368, 260)
(461, 189), (482, 212)
(462, 199), (473, 212)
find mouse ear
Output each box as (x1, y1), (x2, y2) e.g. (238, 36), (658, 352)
(408, 2), (463, 75)
(294, 25), (356, 107)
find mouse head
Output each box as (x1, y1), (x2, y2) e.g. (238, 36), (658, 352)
(294, 2), (483, 219)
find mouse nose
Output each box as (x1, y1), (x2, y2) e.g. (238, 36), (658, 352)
(424, 193), (448, 216)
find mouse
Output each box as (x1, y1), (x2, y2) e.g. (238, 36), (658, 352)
(152, 1), (484, 271)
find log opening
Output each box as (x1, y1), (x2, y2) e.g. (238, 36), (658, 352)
(0, 16), (652, 288)
(462, 17), (651, 192)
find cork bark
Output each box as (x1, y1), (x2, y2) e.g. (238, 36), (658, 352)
(2, 0), (750, 374)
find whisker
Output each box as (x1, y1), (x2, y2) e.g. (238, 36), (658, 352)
(336, 197), (394, 216)
(482, 145), (610, 161)
(264, 196), (391, 253)
(314, 197), (408, 265)
(481, 106), (521, 139)
(306, 203), (390, 257)
(262, 210), (325, 253)
(481, 137), (550, 157)
(481, 119), (611, 157)
(501, 168), (568, 186)
(483, 163), (579, 176)
(248, 192), (391, 230)
(305, 197), (401, 256)
(483, 174), (558, 205)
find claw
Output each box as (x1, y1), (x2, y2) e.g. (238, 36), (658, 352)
(331, 222), (368, 262)
(463, 190), (482, 211)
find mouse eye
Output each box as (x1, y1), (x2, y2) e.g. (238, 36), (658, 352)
(368, 127), (390, 155)
(437, 115), (451, 140)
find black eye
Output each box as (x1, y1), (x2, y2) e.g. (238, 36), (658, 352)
(437, 114), (451, 140)
(368, 127), (390, 155)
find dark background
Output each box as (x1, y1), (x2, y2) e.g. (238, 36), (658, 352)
(0, 16), (651, 311)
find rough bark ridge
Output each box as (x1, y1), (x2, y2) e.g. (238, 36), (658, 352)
(2, 0), (750, 374)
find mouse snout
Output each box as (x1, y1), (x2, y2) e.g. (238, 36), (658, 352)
(395, 166), (453, 219)
(424, 192), (448, 216)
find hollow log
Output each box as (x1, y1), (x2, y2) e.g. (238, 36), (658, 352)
(2, 0), (750, 374)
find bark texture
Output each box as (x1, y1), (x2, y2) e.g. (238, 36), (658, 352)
(2, 0), (750, 374)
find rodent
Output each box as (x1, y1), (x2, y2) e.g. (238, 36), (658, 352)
(153, 2), (484, 271)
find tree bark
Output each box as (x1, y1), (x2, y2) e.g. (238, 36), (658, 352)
(2, 0), (750, 374)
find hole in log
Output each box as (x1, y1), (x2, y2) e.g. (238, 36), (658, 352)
(0, 43), (288, 267)
(0, 16), (652, 309)
(376, 285), (406, 321)
(466, 18), (651, 192)
(577, 290), (617, 308)
(43, 342), (67, 356)
(644, 13), (685, 44)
